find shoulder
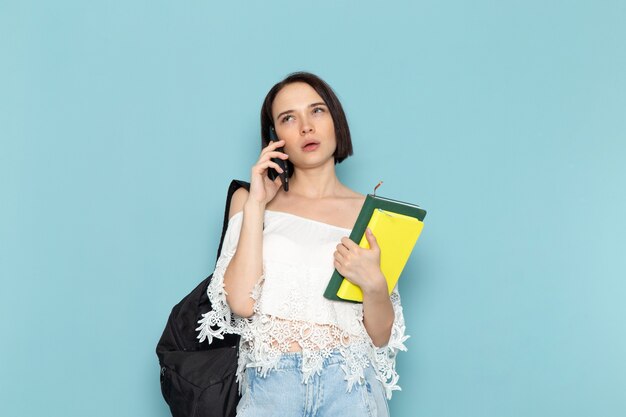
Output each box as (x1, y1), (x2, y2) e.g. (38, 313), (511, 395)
(228, 187), (249, 220)
(337, 185), (366, 222)
(340, 185), (366, 208)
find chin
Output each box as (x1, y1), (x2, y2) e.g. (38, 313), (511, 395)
(296, 155), (336, 170)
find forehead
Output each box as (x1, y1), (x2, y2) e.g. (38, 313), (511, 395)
(272, 82), (325, 115)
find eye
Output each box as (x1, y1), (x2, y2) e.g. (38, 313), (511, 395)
(313, 106), (326, 114)
(280, 114), (294, 123)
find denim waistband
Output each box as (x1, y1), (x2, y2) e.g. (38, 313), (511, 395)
(271, 350), (345, 370)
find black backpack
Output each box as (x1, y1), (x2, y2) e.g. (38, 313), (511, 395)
(156, 180), (250, 417)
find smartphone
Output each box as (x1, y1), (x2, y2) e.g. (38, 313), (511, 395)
(267, 126), (289, 191)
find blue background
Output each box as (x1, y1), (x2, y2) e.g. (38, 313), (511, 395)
(1, 1), (625, 416)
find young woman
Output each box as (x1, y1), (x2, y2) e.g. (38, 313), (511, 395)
(197, 72), (408, 417)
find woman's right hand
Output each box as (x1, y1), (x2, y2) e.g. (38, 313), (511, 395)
(248, 139), (289, 207)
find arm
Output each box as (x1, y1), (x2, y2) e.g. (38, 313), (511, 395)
(334, 228), (394, 347)
(361, 275), (395, 348)
(222, 140), (289, 318)
(222, 188), (265, 317)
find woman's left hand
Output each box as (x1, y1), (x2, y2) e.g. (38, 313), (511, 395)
(333, 228), (387, 294)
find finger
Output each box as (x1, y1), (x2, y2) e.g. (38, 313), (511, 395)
(253, 160), (284, 175)
(261, 140), (286, 154)
(258, 151), (289, 162)
(273, 174), (284, 188)
(365, 228), (379, 250)
(267, 161), (284, 173)
(259, 160), (284, 173)
(336, 243), (350, 257)
(340, 237), (359, 250)
(334, 251), (345, 263)
(334, 259), (344, 272)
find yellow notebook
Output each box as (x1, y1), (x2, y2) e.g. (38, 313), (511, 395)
(324, 193), (427, 303)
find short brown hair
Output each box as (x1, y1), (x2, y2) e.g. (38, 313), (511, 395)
(260, 72), (353, 176)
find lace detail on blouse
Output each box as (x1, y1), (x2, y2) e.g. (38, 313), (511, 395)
(196, 210), (409, 399)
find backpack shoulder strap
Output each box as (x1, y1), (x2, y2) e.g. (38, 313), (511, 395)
(215, 179), (250, 263)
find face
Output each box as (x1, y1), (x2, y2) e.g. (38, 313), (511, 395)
(271, 82), (337, 170)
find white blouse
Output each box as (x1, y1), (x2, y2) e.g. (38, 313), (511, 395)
(196, 210), (408, 399)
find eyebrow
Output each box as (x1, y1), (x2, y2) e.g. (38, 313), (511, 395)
(275, 102), (327, 122)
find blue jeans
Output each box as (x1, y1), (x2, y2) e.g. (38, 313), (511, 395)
(236, 351), (390, 417)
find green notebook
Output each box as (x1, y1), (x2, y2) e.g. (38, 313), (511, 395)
(323, 194), (427, 303)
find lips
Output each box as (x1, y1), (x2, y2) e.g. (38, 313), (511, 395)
(302, 140), (320, 152)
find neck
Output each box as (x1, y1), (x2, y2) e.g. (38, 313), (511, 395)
(287, 161), (342, 199)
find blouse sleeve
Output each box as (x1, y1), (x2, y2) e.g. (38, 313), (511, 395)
(196, 211), (261, 344)
(374, 286), (410, 399)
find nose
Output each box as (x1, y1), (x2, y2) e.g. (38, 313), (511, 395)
(300, 116), (314, 135)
